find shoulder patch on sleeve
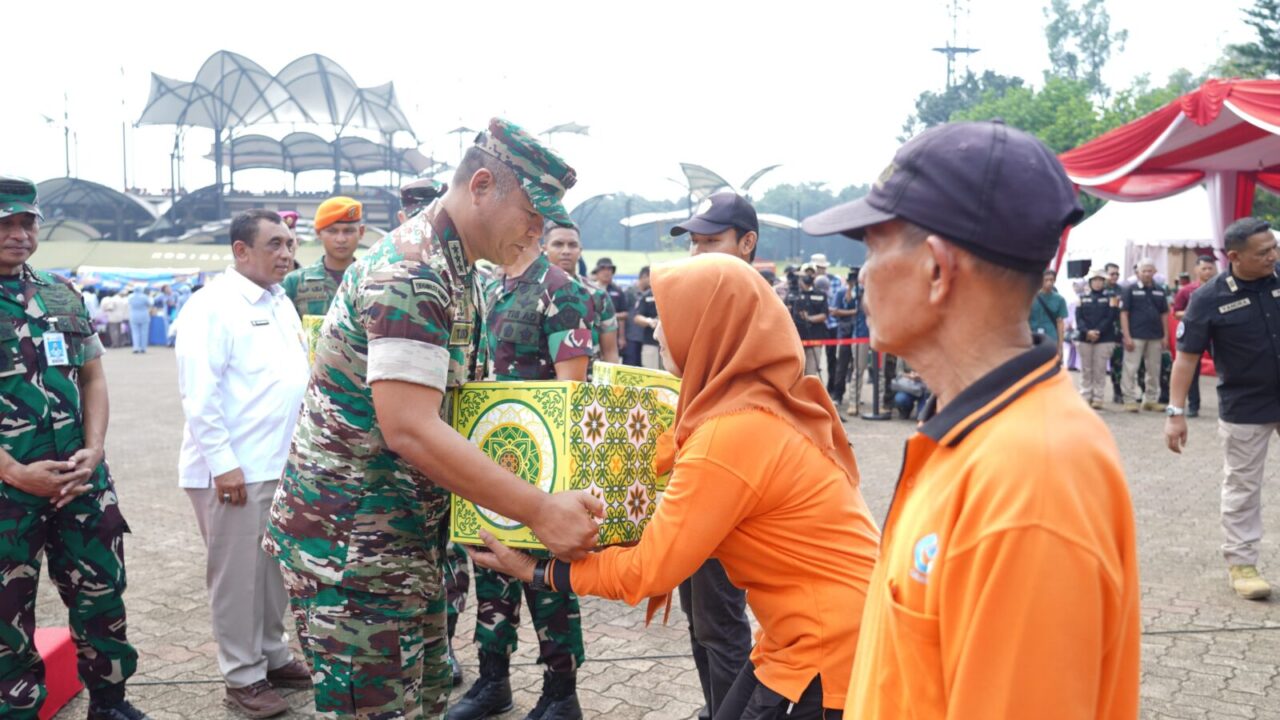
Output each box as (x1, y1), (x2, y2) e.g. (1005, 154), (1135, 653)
(411, 278), (451, 308)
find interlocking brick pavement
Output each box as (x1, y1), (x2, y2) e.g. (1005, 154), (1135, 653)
(31, 349), (1280, 718)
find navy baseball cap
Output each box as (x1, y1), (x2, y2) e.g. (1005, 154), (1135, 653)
(671, 191), (759, 237)
(801, 121), (1083, 272)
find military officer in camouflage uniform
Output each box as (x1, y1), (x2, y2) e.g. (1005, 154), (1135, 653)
(265, 119), (602, 720)
(281, 196), (364, 318)
(0, 177), (148, 720)
(449, 241), (594, 720)
(542, 222), (620, 364)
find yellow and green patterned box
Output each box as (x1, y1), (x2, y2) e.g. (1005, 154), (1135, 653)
(302, 314), (324, 365)
(591, 362), (681, 490)
(449, 381), (667, 549)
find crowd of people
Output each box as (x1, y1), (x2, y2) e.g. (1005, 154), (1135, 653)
(21, 111), (1280, 720)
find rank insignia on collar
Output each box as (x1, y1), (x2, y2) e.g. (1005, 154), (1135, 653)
(1227, 276), (1239, 293)
(449, 321), (473, 346)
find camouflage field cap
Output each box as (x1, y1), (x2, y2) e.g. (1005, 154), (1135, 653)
(0, 176), (42, 220)
(474, 118), (578, 227)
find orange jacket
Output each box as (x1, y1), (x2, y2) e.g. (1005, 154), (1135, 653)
(560, 410), (880, 708)
(846, 345), (1140, 719)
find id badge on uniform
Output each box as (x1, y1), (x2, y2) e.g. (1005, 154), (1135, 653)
(43, 332), (69, 366)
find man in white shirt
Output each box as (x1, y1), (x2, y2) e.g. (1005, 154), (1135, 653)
(101, 291), (129, 348)
(175, 209), (312, 719)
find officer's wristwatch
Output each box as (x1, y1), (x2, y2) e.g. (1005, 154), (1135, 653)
(1165, 405), (1185, 417)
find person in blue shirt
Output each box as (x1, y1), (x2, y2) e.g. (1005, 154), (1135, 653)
(126, 287), (152, 354)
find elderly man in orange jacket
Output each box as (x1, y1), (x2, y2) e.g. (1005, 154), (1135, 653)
(804, 121), (1140, 720)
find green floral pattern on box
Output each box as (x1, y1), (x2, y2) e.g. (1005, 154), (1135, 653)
(591, 362), (681, 490)
(449, 381), (663, 549)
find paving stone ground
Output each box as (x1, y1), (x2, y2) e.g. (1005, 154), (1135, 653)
(32, 348), (1280, 718)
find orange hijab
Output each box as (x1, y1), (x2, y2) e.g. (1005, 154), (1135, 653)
(651, 254), (859, 486)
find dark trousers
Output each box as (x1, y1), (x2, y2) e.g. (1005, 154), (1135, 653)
(824, 344), (840, 396)
(678, 559), (753, 718)
(830, 344), (853, 402)
(1189, 355), (1202, 412)
(715, 663), (840, 720)
(621, 339), (644, 367)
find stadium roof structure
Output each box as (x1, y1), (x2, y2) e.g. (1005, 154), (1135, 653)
(36, 178), (159, 242)
(138, 51), (414, 137)
(137, 51), (417, 215)
(207, 132), (439, 186)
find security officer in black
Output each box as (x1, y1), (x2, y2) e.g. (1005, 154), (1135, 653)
(786, 272), (829, 376)
(1075, 267), (1120, 408)
(1166, 216), (1280, 600)
(1119, 261), (1169, 411)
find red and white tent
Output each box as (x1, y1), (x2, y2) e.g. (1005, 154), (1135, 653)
(1058, 78), (1280, 256)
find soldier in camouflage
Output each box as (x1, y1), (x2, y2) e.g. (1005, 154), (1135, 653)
(264, 119), (602, 720)
(542, 222), (620, 365)
(0, 177), (148, 720)
(281, 196), (364, 318)
(448, 240), (594, 720)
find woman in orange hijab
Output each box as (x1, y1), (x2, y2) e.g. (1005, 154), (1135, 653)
(472, 254), (880, 719)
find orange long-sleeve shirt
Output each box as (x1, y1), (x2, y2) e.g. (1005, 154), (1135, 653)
(847, 344), (1140, 719)
(559, 410), (880, 709)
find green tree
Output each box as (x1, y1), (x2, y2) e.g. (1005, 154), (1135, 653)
(902, 70), (1027, 137)
(1044, 0), (1129, 101)
(754, 182), (870, 265)
(949, 76), (1102, 153)
(1225, 0), (1280, 76)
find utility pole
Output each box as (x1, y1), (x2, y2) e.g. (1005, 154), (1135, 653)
(931, 0), (979, 88)
(624, 196), (633, 252)
(63, 93), (71, 178)
(121, 66), (129, 191)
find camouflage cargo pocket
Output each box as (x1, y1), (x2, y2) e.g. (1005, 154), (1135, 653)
(0, 321), (24, 377)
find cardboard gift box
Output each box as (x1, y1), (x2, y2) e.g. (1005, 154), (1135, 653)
(302, 314), (324, 365)
(591, 362), (681, 490)
(449, 380), (666, 549)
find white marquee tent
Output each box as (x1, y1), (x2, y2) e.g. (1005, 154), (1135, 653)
(1060, 185), (1218, 295)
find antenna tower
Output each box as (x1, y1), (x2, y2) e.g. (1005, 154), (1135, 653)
(931, 0), (980, 88)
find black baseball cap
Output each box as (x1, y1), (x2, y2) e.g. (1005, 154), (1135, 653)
(671, 191), (759, 237)
(801, 121), (1083, 272)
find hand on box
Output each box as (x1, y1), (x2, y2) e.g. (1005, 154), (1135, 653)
(530, 490), (604, 561)
(469, 529), (538, 582)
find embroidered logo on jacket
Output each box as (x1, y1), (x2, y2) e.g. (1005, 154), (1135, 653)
(911, 533), (939, 583)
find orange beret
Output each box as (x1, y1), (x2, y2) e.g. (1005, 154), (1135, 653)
(315, 196), (362, 231)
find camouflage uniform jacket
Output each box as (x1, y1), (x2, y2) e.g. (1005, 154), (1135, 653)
(484, 253), (594, 382)
(265, 205), (489, 597)
(281, 257), (342, 318)
(573, 278), (617, 360)
(0, 265), (108, 496)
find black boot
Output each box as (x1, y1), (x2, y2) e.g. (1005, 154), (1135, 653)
(522, 671), (582, 720)
(87, 685), (151, 720)
(447, 652), (513, 720)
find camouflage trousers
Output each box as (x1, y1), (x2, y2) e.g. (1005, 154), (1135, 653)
(443, 543), (470, 636)
(283, 567), (450, 719)
(473, 565), (584, 673)
(0, 482), (137, 719)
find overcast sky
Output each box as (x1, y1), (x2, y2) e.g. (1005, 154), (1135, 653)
(2, 0), (1253, 209)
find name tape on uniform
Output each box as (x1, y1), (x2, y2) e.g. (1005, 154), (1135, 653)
(1219, 298), (1252, 314)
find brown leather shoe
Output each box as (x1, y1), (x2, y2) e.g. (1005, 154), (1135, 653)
(224, 680), (289, 718)
(266, 659), (314, 689)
